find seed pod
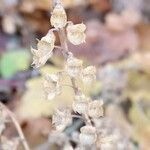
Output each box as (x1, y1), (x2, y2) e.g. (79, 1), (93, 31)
(41, 31), (56, 46)
(72, 93), (90, 114)
(82, 66), (96, 84)
(31, 31), (55, 68)
(65, 56), (83, 77)
(67, 23), (86, 45)
(88, 100), (104, 118)
(52, 107), (72, 131)
(79, 125), (97, 146)
(43, 74), (61, 100)
(50, 3), (67, 28)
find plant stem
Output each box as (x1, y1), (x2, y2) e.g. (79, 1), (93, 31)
(53, 0), (92, 126)
(0, 102), (30, 150)
(57, 28), (79, 94)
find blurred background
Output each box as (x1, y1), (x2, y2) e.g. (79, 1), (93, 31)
(0, 0), (150, 149)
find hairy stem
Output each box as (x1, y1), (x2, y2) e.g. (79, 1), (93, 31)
(0, 102), (30, 150)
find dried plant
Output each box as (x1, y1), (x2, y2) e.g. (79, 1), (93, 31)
(0, 102), (30, 150)
(30, 0), (105, 149)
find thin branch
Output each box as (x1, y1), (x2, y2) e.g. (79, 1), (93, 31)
(0, 102), (30, 150)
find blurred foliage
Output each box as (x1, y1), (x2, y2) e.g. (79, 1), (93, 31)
(0, 50), (31, 78)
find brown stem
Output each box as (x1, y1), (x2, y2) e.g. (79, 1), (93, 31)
(0, 102), (30, 150)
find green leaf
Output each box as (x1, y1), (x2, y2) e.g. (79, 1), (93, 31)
(0, 49), (31, 78)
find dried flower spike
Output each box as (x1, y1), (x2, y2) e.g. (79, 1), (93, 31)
(43, 74), (61, 100)
(67, 23), (86, 45)
(88, 100), (104, 118)
(79, 125), (97, 146)
(52, 107), (72, 131)
(82, 66), (96, 84)
(31, 31), (55, 68)
(65, 56), (83, 77)
(50, 3), (67, 28)
(72, 93), (90, 114)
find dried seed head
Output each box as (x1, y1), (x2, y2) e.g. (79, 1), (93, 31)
(67, 23), (86, 45)
(65, 56), (83, 77)
(82, 66), (96, 84)
(52, 107), (72, 131)
(41, 30), (56, 44)
(72, 93), (90, 114)
(43, 74), (61, 100)
(80, 125), (97, 146)
(88, 100), (104, 118)
(50, 3), (67, 28)
(48, 132), (69, 146)
(31, 31), (55, 68)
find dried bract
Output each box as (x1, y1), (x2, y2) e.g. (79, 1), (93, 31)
(50, 3), (67, 28)
(31, 31), (55, 68)
(82, 66), (96, 84)
(73, 93), (90, 114)
(79, 125), (97, 146)
(88, 100), (104, 118)
(65, 56), (83, 77)
(52, 107), (72, 131)
(67, 23), (86, 45)
(43, 73), (61, 100)
(48, 132), (69, 146)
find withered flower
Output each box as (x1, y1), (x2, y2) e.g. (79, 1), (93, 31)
(88, 100), (104, 118)
(31, 31), (55, 68)
(82, 66), (96, 84)
(65, 56), (83, 77)
(72, 93), (90, 114)
(43, 73), (61, 100)
(52, 107), (72, 131)
(50, 3), (67, 28)
(79, 125), (97, 146)
(67, 23), (86, 45)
